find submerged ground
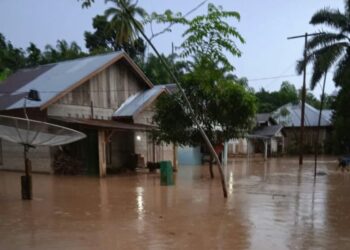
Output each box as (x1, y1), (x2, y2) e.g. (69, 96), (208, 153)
(1, 156), (350, 250)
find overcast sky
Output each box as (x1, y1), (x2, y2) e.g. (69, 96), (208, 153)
(0, 0), (344, 96)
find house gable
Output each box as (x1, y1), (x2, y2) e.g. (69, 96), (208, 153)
(0, 52), (152, 113)
(47, 59), (149, 120)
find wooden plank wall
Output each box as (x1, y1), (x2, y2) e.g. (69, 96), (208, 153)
(49, 62), (146, 119)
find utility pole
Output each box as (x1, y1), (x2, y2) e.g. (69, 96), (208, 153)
(287, 32), (323, 165)
(314, 71), (327, 177)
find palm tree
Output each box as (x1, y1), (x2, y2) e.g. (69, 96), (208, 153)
(298, 1), (350, 154)
(297, 1), (350, 89)
(104, 0), (146, 46)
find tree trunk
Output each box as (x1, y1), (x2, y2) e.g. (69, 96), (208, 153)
(209, 154), (214, 179)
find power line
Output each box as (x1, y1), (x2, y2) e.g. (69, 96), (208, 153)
(248, 73), (301, 82)
(149, 0), (208, 41)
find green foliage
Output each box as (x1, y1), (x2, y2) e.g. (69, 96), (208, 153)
(78, 0), (94, 8)
(255, 81), (299, 113)
(300, 1), (350, 153)
(297, 4), (350, 89)
(145, 3), (260, 147)
(153, 57), (256, 146)
(26, 43), (42, 67)
(41, 40), (86, 64)
(254, 81), (333, 113)
(332, 85), (350, 153)
(0, 33), (26, 74)
(146, 3), (244, 71)
(104, 0), (146, 45)
(179, 4), (244, 71)
(305, 92), (323, 109)
(0, 33), (86, 81)
(84, 0), (146, 60)
(0, 68), (11, 82)
(85, 15), (120, 53)
(140, 53), (187, 84)
(179, 3), (244, 71)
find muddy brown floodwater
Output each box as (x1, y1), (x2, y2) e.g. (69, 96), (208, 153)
(1, 156), (350, 249)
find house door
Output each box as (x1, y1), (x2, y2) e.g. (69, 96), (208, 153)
(84, 129), (99, 176)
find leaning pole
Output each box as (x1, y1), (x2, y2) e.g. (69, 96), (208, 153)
(121, 2), (228, 197)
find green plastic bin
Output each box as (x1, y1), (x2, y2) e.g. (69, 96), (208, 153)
(160, 161), (174, 186)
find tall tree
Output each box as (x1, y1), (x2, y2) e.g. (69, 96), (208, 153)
(255, 81), (299, 113)
(154, 57), (256, 177)
(177, 3), (244, 72)
(141, 53), (187, 84)
(78, 0), (94, 8)
(85, 14), (146, 60)
(0, 33), (26, 80)
(104, 0), (146, 45)
(26, 43), (42, 67)
(153, 4), (255, 178)
(85, 15), (118, 53)
(297, 1), (350, 153)
(42, 39), (86, 63)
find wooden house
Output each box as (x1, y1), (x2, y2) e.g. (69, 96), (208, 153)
(272, 102), (333, 154)
(0, 52), (174, 176)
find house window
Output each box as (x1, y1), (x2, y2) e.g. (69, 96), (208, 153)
(0, 139), (3, 165)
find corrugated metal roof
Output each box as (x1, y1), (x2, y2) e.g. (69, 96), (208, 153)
(0, 51), (153, 111)
(322, 109), (333, 123)
(272, 102), (332, 127)
(113, 85), (165, 119)
(4, 52), (123, 110)
(249, 124), (283, 138)
(164, 83), (177, 94)
(0, 64), (55, 94)
(256, 113), (271, 123)
(0, 92), (28, 110)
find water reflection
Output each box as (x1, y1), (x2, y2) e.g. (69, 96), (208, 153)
(135, 186), (144, 220)
(228, 172), (234, 195)
(1, 156), (349, 250)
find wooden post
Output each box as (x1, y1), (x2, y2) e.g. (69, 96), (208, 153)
(22, 145), (32, 200)
(152, 138), (156, 163)
(264, 140), (268, 161)
(90, 101), (94, 119)
(287, 32), (324, 165)
(98, 130), (107, 177)
(314, 71), (328, 178)
(247, 138), (250, 160)
(270, 139), (273, 156)
(223, 142), (228, 167)
(173, 143), (178, 172)
(299, 33), (308, 166)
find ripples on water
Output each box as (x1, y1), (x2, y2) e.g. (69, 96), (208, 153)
(0, 156), (350, 249)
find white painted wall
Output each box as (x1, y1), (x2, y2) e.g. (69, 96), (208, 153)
(228, 138), (248, 155)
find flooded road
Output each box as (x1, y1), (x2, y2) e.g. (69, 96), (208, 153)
(1, 156), (350, 249)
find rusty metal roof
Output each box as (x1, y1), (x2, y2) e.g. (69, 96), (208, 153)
(249, 125), (283, 139)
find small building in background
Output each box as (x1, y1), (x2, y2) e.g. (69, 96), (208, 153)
(272, 102), (333, 154)
(228, 113), (285, 158)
